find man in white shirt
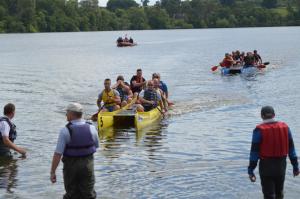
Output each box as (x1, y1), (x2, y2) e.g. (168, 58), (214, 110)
(50, 103), (99, 199)
(0, 103), (26, 158)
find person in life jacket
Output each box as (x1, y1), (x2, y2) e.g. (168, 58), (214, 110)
(50, 103), (99, 199)
(243, 52), (255, 68)
(152, 73), (174, 107)
(253, 50), (262, 64)
(0, 103), (26, 158)
(219, 53), (235, 68)
(248, 106), (299, 199)
(130, 68), (146, 94)
(97, 78), (121, 112)
(136, 80), (164, 112)
(112, 75), (134, 107)
(153, 78), (168, 113)
(129, 37), (134, 44)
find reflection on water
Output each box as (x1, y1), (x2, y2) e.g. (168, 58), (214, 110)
(0, 158), (18, 193)
(99, 121), (167, 160)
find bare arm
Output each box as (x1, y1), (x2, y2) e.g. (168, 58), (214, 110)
(140, 97), (153, 105)
(123, 84), (133, 98)
(96, 98), (102, 109)
(2, 136), (26, 156)
(132, 80), (145, 88)
(50, 152), (62, 183)
(112, 81), (121, 89)
(127, 89), (133, 99)
(113, 95), (121, 104)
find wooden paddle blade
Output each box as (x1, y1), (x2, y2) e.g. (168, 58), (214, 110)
(168, 102), (175, 106)
(90, 113), (98, 122)
(211, 65), (218, 71)
(257, 64), (266, 69)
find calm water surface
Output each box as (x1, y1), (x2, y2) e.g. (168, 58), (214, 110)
(0, 27), (300, 198)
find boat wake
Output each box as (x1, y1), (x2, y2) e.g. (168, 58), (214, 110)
(168, 93), (250, 116)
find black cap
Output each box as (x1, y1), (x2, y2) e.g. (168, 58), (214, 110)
(261, 106), (275, 119)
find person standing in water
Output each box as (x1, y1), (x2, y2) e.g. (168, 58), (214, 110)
(50, 103), (99, 199)
(0, 103), (26, 158)
(248, 106), (299, 199)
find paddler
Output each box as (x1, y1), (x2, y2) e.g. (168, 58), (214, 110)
(220, 53), (235, 68)
(112, 75), (133, 107)
(253, 50), (262, 64)
(243, 52), (255, 68)
(130, 68), (146, 94)
(136, 80), (164, 113)
(97, 79), (121, 112)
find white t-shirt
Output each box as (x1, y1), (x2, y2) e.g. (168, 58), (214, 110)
(0, 117), (11, 137)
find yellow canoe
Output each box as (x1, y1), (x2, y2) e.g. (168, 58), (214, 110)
(97, 98), (136, 131)
(134, 107), (162, 130)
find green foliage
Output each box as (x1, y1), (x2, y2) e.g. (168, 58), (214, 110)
(146, 6), (171, 29)
(107, 0), (139, 11)
(262, 0), (278, 9)
(0, 0), (298, 33)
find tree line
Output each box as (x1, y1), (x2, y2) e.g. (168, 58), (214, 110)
(0, 0), (299, 33)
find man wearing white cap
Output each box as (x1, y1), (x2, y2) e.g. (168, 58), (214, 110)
(50, 103), (99, 199)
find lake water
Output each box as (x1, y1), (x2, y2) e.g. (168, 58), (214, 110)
(0, 27), (300, 198)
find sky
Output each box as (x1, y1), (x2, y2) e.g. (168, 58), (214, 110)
(98, 0), (156, 7)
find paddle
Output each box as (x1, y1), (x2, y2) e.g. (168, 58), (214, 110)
(211, 65), (219, 72)
(257, 62), (270, 69)
(156, 106), (166, 119)
(90, 104), (106, 122)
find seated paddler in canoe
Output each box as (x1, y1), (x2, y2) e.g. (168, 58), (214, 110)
(152, 73), (174, 107)
(97, 78), (121, 112)
(136, 80), (166, 116)
(112, 75), (134, 108)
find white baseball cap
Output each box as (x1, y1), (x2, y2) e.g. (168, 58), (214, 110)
(66, 103), (83, 113)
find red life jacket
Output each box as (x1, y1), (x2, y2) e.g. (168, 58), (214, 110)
(221, 59), (232, 68)
(256, 122), (289, 159)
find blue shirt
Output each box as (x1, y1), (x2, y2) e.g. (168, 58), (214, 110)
(159, 81), (168, 95)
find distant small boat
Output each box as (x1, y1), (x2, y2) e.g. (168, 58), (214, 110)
(117, 42), (137, 47)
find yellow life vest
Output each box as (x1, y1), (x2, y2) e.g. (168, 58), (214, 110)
(102, 89), (116, 106)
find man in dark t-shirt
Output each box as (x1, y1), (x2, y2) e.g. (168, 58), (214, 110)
(130, 69), (146, 94)
(253, 50), (262, 64)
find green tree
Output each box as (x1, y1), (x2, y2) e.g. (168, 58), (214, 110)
(215, 18), (230, 27)
(127, 7), (149, 29)
(219, 0), (235, 6)
(146, 6), (171, 29)
(141, 0), (150, 7)
(261, 0), (278, 9)
(161, 0), (181, 18)
(107, 0), (139, 11)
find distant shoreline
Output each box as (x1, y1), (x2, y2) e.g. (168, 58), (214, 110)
(1, 26), (300, 35)
(0, 1), (299, 34)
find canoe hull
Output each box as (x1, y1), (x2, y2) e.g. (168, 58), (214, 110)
(117, 42), (137, 47)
